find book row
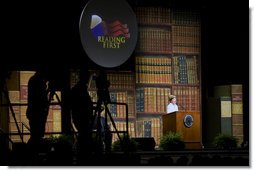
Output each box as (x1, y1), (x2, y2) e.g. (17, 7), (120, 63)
(134, 7), (171, 25)
(137, 27), (172, 54)
(172, 9), (200, 25)
(172, 55), (199, 84)
(110, 121), (135, 143)
(135, 56), (172, 84)
(136, 87), (171, 113)
(134, 7), (200, 26)
(135, 55), (199, 85)
(137, 26), (201, 54)
(88, 91), (135, 118)
(172, 85), (200, 111)
(172, 26), (201, 53)
(136, 117), (162, 145)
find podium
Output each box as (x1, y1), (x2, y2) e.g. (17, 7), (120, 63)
(162, 111), (201, 149)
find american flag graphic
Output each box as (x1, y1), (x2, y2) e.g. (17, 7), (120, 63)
(90, 15), (130, 38)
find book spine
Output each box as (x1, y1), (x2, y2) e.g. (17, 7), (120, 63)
(231, 84), (244, 145)
(220, 97), (232, 135)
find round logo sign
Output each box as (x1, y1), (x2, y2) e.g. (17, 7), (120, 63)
(184, 114), (194, 128)
(79, 0), (138, 68)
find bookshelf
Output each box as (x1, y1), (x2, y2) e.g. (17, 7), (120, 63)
(133, 6), (201, 147)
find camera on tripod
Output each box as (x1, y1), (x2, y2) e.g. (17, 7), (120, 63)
(95, 70), (111, 104)
(47, 81), (57, 101)
(91, 70), (113, 152)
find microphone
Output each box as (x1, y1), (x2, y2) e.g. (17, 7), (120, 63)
(176, 103), (186, 111)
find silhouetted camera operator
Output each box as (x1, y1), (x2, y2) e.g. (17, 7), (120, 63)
(26, 70), (49, 151)
(70, 69), (94, 163)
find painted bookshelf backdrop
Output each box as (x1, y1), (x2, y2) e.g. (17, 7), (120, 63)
(8, 71), (62, 143)
(133, 6), (201, 146)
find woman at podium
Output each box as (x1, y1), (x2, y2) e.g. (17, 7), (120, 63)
(167, 95), (179, 114)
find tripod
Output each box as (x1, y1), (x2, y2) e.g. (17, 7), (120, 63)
(92, 70), (126, 153)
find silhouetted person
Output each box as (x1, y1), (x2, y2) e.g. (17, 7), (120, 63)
(26, 70), (49, 151)
(71, 69), (93, 163)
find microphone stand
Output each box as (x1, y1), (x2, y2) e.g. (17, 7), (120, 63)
(176, 103), (186, 111)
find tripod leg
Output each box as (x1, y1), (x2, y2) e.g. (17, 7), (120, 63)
(104, 106), (121, 139)
(3, 90), (23, 143)
(93, 99), (104, 153)
(104, 105), (126, 149)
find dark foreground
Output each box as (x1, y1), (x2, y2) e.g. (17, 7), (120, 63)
(1, 145), (249, 166)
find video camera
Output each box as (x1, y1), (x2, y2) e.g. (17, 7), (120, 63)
(95, 71), (111, 104)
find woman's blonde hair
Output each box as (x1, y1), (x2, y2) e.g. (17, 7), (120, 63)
(168, 95), (176, 101)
